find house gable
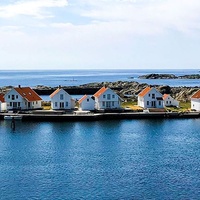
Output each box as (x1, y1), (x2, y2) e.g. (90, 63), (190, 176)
(191, 90), (200, 99)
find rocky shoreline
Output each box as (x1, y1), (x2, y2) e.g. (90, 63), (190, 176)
(0, 81), (199, 102)
(138, 73), (200, 79)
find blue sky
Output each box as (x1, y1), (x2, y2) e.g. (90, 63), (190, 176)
(0, 0), (200, 70)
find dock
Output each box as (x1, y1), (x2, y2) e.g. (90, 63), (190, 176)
(0, 111), (199, 122)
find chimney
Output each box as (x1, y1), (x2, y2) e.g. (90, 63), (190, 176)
(18, 85), (21, 88)
(59, 85), (61, 89)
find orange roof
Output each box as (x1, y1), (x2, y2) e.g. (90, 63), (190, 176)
(138, 87), (152, 97)
(163, 94), (169, 100)
(93, 87), (108, 98)
(14, 87), (42, 102)
(0, 94), (5, 102)
(50, 88), (62, 98)
(191, 90), (200, 99)
(78, 95), (88, 104)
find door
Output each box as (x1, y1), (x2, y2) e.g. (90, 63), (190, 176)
(151, 101), (156, 107)
(106, 101), (111, 108)
(60, 102), (64, 109)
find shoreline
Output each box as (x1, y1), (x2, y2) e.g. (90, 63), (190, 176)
(1, 111), (199, 122)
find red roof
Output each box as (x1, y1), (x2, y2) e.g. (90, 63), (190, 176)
(50, 88), (61, 98)
(93, 87), (108, 98)
(78, 95), (87, 104)
(138, 87), (152, 97)
(0, 94), (5, 102)
(191, 90), (200, 99)
(163, 94), (169, 100)
(14, 87), (42, 102)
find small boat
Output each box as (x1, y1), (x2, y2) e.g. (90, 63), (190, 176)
(4, 115), (22, 120)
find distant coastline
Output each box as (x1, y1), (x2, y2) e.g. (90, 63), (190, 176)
(138, 73), (200, 79)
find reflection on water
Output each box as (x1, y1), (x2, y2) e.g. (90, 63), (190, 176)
(0, 119), (199, 199)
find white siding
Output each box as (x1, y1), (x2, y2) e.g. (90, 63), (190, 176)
(138, 88), (164, 109)
(164, 95), (179, 107)
(51, 89), (75, 110)
(191, 98), (200, 111)
(79, 96), (95, 111)
(4, 88), (42, 110)
(95, 89), (122, 110)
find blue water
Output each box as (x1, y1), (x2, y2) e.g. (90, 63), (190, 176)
(0, 119), (199, 199)
(0, 69), (199, 88)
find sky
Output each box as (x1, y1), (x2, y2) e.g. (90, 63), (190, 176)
(0, 0), (200, 70)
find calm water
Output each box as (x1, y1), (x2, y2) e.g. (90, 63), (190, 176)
(0, 69), (199, 88)
(0, 119), (199, 199)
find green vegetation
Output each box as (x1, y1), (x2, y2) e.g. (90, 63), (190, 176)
(165, 101), (191, 112)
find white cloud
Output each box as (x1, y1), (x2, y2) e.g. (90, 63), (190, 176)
(0, 0), (68, 19)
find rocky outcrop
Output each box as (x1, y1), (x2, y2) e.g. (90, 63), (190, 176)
(139, 73), (200, 79)
(0, 81), (199, 102)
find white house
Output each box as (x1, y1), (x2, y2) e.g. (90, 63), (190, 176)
(138, 87), (164, 109)
(4, 86), (42, 110)
(0, 94), (7, 112)
(50, 88), (75, 110)
(191, 90), (200, 111)
(163, 94), (179, 107)
(78, 95), (95, 111)
(93, 87), (123, 110)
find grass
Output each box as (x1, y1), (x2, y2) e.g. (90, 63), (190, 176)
(122, 100), (192, 112)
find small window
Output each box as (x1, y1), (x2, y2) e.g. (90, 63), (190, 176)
(12, 95), (15, 100)
(55, 102), (58, 107)
(66, 102), (68, 107)
(18, 102), (20, 107)
(152, 94), (155, 99)
(149, 94), (150, 97)
(159, 101), (161, 106)
(103, 95), (106, 98)
(166, 101), (168, 104)
(147, 101), (149, 105)
(102, 101), (105, 106)
(8, 95), (10, 99)
(112, 101), (114, 106)
(87, 99), (89, 102)
(10, 102), (12, 106)
(60, 94), (64, 100)
(170, 101), (171, 104)
(107, 94), (111, 100)
(16, 95), (18, 99)
(112, 95), (115, 98)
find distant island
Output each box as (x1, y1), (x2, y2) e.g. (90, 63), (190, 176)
(138, 73), (200, 79)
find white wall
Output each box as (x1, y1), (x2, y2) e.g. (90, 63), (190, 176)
(51, 89), (75, 110)
(164, 95), (179, 107)
(138, 88), (164, 109)
(191, 98), (200, 111)
(79, 97), (95, 111)
(95, 89), (121, 110)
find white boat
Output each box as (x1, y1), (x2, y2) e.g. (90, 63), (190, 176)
(4, 115), (22, 120)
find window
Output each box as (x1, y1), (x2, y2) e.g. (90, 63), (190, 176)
(12, 95), (15, 100)
(149, 94), (150, 97)
(87, 99), (89, 102)
(166, 101), (168, 104)
(147, 101), (149, 105)
(159, 101), (161, 106)
(10, 102), (12, 106)
(18, 102), (20, 107)
(103, 95), (106, 98)
(112, 101), (114, 106)
(170, 101), (171, 104)
(152, 94), (155, 99)
(8, 95), (10, 99)
(55, 102), (58, 107)
(107, 94), (111, 100)
(36, 101), (38, 104)
(66, 102), (68, 107)
(16, 95), (18, 99)
(60, 94), (64, 100)
(102, 101), (105, 106)
(112, 95), (115, 98)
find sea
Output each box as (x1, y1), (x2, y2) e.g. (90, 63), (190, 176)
(0, 69), (200, 199)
